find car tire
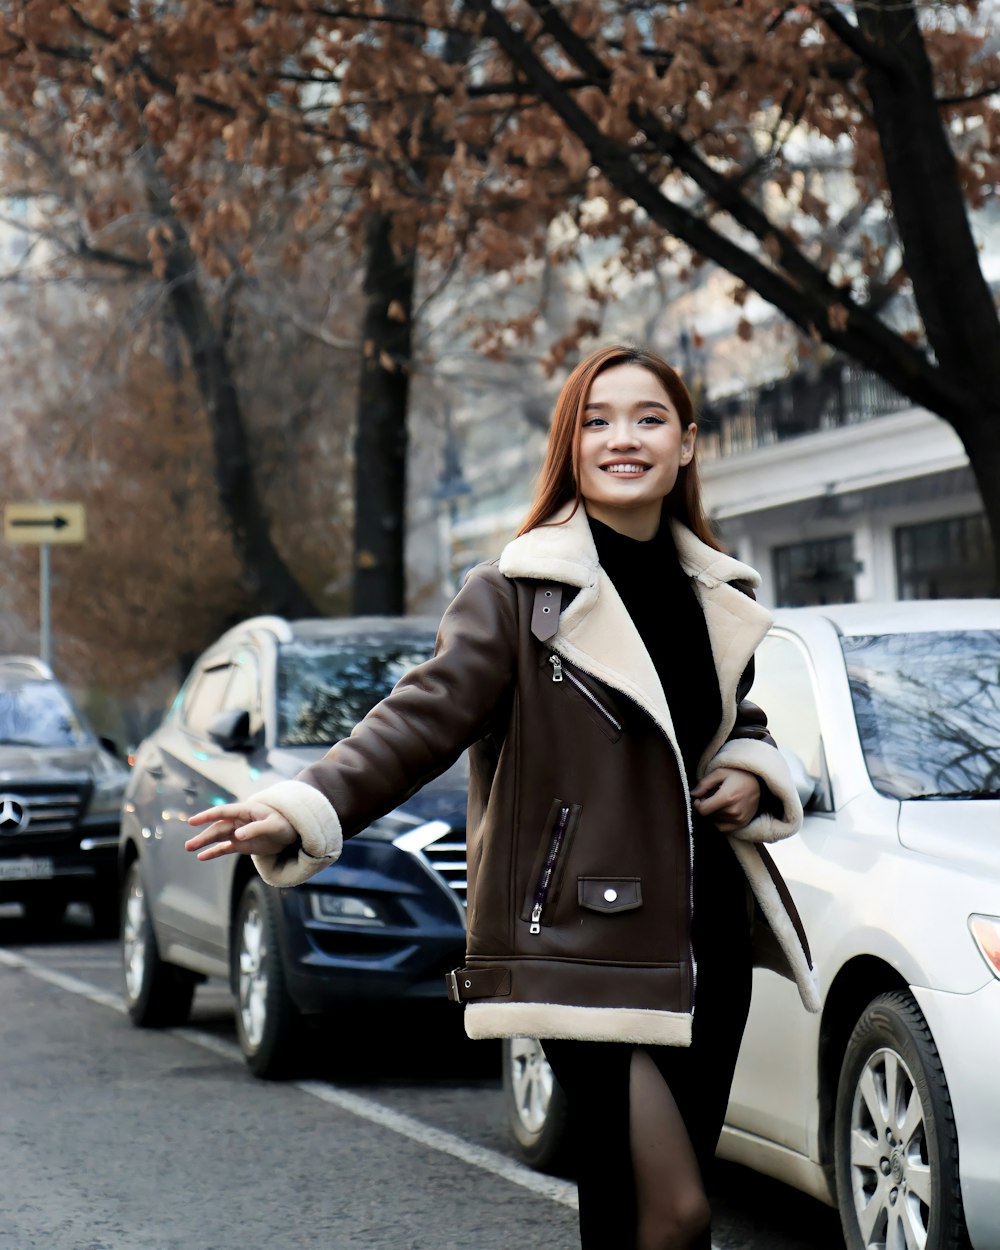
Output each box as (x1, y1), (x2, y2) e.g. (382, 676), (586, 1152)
(502, 1036), (572, 1174)
(834, 990), (968, 1250)
(232, 877), (302, 1079)
(121, 860), (196, 1027)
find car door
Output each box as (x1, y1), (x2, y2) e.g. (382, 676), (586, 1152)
(724, 628), (834, 1157)
(149, 658), (237, 959)
(175, 645), (266, 959)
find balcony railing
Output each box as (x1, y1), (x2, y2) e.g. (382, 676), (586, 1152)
(698, 361), (913, 460)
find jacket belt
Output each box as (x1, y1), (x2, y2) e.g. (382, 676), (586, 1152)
(446, 966), (512, 1002)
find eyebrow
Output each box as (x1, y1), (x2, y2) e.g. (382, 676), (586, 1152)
(583, 400), (672, 412)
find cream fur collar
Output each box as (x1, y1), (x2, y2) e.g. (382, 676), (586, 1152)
(498, 502), (773, 778)
(498, 501), (761, 590)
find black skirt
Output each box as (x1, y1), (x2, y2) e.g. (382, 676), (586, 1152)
(541, 821), (753, 1247)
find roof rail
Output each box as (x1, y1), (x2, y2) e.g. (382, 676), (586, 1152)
(211, 615), (295, 649)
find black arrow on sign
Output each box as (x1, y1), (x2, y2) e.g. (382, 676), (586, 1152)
(11, 516), (70, 529)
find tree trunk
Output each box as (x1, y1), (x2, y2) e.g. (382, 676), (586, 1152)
(159, 224), (318, 619)
(948, 413), (1000, 594)
(351, 210), (416, 615)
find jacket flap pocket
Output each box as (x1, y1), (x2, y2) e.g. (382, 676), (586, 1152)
(577, 877), (642, 914)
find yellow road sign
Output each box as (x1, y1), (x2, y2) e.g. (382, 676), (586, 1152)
(4, 502), (86, 545)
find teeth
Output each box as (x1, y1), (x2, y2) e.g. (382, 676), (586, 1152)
(603, 464), (647, 474)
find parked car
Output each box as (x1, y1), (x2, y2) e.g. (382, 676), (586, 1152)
(119, 615), (468, 1076)
(0, 656), (128, 934)
(504, 600), (1000, 1250)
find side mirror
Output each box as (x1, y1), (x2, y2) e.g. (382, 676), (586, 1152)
(207, 708), (256, 753)
(780, 747), (819, 810)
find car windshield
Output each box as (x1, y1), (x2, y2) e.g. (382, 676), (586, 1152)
(843, 630), (1000, 800)
(277, 636), (436, 747)
(0, 680), (92, 748)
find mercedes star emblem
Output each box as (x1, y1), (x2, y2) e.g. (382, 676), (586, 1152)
(0, 795), (29, 833)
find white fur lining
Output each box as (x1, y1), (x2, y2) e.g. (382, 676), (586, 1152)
(248, 778), (344, 888)
(464, 1000), (693, 1046)
(728, 839), (821, 1013)
(706, 738), (803, 843)
(499, 505), (773, 769)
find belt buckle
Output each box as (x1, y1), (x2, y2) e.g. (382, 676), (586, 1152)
(446, 969), (461, 1002)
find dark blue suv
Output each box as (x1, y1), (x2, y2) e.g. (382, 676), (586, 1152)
(119, 615), (467, 1076)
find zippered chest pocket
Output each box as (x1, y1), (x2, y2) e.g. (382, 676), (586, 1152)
(547, 653), (623, 742)
(520, 798), (582, 933)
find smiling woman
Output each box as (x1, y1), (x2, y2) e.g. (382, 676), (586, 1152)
(185, 345), (813, 1250)
(577, 365), (697, 541)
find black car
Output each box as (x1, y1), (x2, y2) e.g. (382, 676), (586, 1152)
(119, 615), (468, 1076)
(0, 656), (128, 934)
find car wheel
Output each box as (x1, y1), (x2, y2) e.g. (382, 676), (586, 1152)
(502, 1036), (571, 1173)
(121, 861), (196, 1027)
(232, 877), (302, 1079)
(835, 990), (968, 1250)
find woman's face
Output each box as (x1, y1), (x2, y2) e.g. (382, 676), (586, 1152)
(577, 363), (696, 534)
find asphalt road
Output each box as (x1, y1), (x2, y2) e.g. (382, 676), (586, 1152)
(0, 906), (845, 1250)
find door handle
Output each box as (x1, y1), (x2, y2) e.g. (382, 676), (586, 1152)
(183, 782), (200, 797)
(145, 763), (164, 780)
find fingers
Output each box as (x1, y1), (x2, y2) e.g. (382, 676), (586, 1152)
(189, 803), (249, 827)
(184, 816), (275, 853)
(692, 768), (760, 830)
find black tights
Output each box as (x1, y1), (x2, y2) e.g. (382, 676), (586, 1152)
(541, 917), (752, 1248)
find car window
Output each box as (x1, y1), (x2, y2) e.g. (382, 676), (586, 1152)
(0, 680), (92, 748)
(182, 664), (233, 739)
(277, 637), (436, 746)
(843, 629), (1000, 800)
(753, 634), (825, 788)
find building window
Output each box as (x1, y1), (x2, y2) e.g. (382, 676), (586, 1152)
(773, 535), (856, 606)
(895, 514), (995, 599)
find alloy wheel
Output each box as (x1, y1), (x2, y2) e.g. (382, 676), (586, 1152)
(848, 1045), (932, 1250)
(508, 1036), (555, 1135)
(122, 872), (147, 1003)
(238, 903), (269, 1049)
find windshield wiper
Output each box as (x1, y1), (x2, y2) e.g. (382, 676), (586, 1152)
(909, 789), (1000, 801)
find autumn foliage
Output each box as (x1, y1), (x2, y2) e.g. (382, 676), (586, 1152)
(1, 0), (999, 687)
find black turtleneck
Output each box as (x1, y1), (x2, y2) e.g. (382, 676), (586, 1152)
(588, 514), (721, 784)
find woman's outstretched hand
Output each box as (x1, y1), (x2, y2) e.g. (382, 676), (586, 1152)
(691, 767), (761, 833)
(185, 801), (297, 861)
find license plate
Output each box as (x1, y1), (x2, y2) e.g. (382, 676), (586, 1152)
(0, 857), (55, 881)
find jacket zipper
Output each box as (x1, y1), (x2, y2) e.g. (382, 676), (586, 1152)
(548, 654), (623, 732)
(548, 647), (697, 1012)
(529, 803), (572, 933)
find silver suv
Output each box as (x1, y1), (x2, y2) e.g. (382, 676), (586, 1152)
(0, 656), (129, 934)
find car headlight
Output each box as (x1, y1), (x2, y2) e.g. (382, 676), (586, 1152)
(969, 914), (1000, 978)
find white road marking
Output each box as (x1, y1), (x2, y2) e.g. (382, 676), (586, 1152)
(0, 947), (578, 1211)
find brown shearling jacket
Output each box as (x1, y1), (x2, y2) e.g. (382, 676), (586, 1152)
(253, 505), (819, 1045)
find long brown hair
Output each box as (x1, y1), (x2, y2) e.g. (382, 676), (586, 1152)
(516, 345), (722, 550)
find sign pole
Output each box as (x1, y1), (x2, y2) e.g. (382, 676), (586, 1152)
(39, 542), (51, 667)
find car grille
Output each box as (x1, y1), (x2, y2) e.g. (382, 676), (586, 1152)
(0, 784), (89, 837)
(421, 827), (468, 907)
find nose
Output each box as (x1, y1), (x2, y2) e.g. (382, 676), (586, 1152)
(606, 418), (640, 449)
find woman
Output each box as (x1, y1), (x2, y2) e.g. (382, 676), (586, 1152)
(186, 345), (819, 1250)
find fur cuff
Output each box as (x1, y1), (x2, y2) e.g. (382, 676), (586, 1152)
(705, 738), (803, 843)
(249, 779), (343, 887)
